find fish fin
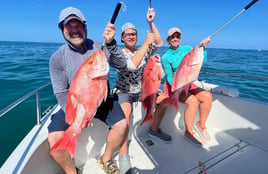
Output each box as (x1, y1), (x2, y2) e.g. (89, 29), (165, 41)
(142, 95), (154, 110)
(49, 127), (79, 158)
(164, 97), (178, 111)
(83, 110), (97, 128)
(140, 112), (153, 126)
(65, 95), (78, 124)
(142, 99), (148, 110)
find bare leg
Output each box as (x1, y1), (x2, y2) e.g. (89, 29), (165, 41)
(118, 102), (132, 155)
(102, 119), (128, 163)
(113, 102), (131, 173)
(191, 89), (212, 129)
(179, 93), (199, 134)
(149, 92), (172, 143)
(48, 132), (77, 174)
(151, 97), (168, 131)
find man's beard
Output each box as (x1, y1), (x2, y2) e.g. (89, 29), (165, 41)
(64, 31), (86, 47)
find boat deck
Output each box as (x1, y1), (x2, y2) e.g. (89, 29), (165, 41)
(60, 99), (268, 174)
(2, 94), (268, 174)
(80, 120), (268, 174)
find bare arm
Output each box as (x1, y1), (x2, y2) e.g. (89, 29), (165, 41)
(130, 31), (154, 68)
(130, 7), (162, 68)
(199, 36), (211, 48)
(147, 7), (162, 46)
(104, 22), (127, 69)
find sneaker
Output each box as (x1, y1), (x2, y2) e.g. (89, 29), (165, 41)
(119, 154), (132, 174)
(194, 122), (211, 141)
(97, 155), (120, 174)
(184, 130), (204, 147)
(149, 128), (172, 143)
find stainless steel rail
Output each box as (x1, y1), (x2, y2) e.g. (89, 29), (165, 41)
(0, 82), (52, 125)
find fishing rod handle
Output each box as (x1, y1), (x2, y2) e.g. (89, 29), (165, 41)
(245, 0), (258, 10)
(110, 2), (122, 24)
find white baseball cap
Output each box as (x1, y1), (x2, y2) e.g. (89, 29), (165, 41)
(121, 22), (137, 34)
(58, 7), (86, 30)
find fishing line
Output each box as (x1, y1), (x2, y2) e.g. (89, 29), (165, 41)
(210, 0), (259, 39)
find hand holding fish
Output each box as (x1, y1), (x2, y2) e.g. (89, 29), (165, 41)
(50, 50), (109, 158)
(103, 22), (116, 44)
(199, 37), (211, 48)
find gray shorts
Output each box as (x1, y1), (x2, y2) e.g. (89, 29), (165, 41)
(117, 92), (141, 104)
(48, 95), (125, 133)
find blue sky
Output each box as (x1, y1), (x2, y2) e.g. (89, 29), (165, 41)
(1, 0), (267, 50)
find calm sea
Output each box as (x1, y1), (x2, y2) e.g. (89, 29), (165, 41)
(0, 41), (268, 166)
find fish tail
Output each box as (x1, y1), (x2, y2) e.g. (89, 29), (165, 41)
(49, 127), (79, 158)
(140, 112), (153, 126)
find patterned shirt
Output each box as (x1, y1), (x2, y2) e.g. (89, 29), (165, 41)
(115, 43), (159, 94)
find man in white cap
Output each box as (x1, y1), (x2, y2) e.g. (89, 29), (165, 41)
(48, 7), (129, 174)
(112, 7), (169, 174)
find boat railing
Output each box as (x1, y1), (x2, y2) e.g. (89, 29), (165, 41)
(0, 82), (52, 125)
(200, 70), (268, 102)
(201, 71), (268, 81)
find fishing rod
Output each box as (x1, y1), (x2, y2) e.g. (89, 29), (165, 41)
(110, 2), (126, 24)
(149, 0), (152, 19)
(210, 0), (259, 39)
(102, 2), (127, 47)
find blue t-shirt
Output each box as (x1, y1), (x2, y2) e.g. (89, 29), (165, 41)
(161, 45), (207, 85)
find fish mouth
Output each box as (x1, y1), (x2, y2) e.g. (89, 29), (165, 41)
(152, 54), (161, 63)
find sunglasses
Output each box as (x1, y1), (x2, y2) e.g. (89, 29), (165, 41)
(124, 32), (137, 38)
(170, 34), (181, 39)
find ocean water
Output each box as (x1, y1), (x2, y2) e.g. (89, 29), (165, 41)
(0, 41), (267, 166)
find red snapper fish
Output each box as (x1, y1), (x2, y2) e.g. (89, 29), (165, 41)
(166, 47), (204, 110)
(50, 50), (109, 158)
(141, 54), (163, 126)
